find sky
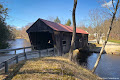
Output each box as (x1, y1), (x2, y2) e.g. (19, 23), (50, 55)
(1, 0), (115, 28)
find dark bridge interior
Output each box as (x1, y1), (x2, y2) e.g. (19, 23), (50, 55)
(29, 32), (54, 50)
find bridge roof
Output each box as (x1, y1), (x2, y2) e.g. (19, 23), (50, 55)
(39, 18), (88, 34)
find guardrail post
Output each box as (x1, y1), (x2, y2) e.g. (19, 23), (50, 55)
(24, 53), (27, 60)
(24, 47), (25, 53)
(47, 49), (49, 56)
(54, 48), (55, 56)
(16, 55), (18, 63)
(5, 61), (8, 73)
(39, 50), (41, 57)
(15, 50), (16, 55)
(24, 47), (27, 60)
(31, 45), (34, 51)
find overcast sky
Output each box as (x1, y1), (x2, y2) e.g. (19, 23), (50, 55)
(1, 0), (116, 28)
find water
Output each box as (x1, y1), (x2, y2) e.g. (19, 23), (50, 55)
(8, 39), (31, 54)
(78, 53), (120, 79)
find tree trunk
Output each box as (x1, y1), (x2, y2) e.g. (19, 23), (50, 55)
(96, 33), (100, 44)
(96, 31), (101, 44)
(69, 0), (77, 61)
(92, 0), (119, 72)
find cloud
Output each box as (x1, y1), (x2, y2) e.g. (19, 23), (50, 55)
(101, 1), (116, 8)
(15, 26), (21, 30)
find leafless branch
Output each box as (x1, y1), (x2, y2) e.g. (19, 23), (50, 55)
(112, 0), (116, 10)
(104, 1), (114, 13)
(102, 10), (113, 16)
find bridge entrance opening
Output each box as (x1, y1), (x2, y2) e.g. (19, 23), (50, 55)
(29, 32), (54, 50)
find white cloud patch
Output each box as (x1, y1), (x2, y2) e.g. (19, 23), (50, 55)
(101, 1), (116, 7)
(15, 26), (21, 30)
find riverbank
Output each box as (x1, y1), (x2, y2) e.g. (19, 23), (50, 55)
(0, 57), (100, 80)
(16, 37), (30, 42)
(89, 39), (120, 55)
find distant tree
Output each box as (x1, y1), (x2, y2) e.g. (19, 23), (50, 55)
(0, 3), (13, 49)
(47, 16), (55, 22)
(20, 23), (32, 41)
(89, 9), (103, 44)
(69, 0), (77, 61)
(7, 25), (16, 40)
(54, 16), (61, 24)
(65, 19), (71, 26)
(12, 23), (32, 41)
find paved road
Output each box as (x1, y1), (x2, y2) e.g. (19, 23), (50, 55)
(0, 50), (57, 71)
(0, 50), (56, 63)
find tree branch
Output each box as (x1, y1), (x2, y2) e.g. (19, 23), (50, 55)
(112, 0), (116, 10)
(104, 1), (114, 14)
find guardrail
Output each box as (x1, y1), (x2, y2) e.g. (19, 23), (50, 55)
(0, 46), (55, 73)
(0, 46), (33, 54)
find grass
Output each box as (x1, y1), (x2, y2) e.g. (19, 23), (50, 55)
(0, 57), (100, 80)
(0, 60), (25, 80)
(102, 37), (120, 44)
(108, 39), (120, 44)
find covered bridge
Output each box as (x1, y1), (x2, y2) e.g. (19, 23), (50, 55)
(26, 18), (88, 55)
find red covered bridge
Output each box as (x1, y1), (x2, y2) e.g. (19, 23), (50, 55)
(26, 18), (88, 55)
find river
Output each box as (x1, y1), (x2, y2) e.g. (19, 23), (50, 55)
(6, 39), (120, 79)
(8, 39), (31, 54)
(78, 53), (120, 80)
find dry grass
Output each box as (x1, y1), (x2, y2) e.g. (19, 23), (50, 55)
(0, 60), (25, 80)
(1, 57), (100, 80)
(89, 42), (120, 54)
(92, 43), (102, 47)
(105, 45), (120, 53)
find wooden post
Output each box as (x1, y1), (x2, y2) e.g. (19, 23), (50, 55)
(39, 50), (41, 57)
(54, 48), (55, 56)
(15, 50), (16, 55)
(24, 47), (25, 53)
(24, 53), (27, 60)
(47, 49), (49, 56)
(24, 47), (27, 60)
(5, 61), (8, 73)
(31, 45), (34, 51)
(16, 55), (18, 63)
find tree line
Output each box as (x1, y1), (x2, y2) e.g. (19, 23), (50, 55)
(78, 9), (120, 43)
(0, 3), (15, 49)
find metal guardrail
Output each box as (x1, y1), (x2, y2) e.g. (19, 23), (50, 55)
(0, 46), (55, 73)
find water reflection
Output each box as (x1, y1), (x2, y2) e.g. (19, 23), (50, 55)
(8, 39), (31, 54)
(76, 51), (92, 67)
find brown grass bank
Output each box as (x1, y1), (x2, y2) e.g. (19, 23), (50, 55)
(0, 57), (100, 80)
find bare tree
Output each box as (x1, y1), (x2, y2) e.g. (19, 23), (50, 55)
(92, 0), (120, 73)
(69, 0), (77, 61)
(89, 9), (104, 44)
